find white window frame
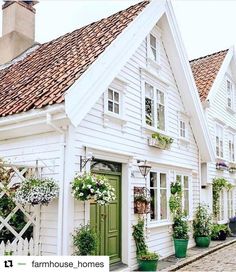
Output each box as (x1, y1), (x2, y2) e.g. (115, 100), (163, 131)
(228, 132), (235, 162)
(218, 187), (235, 223)
(227, 189), (235, 219)
(103, 78), (127, 126)
(147, 29), (161, 68)
(175, 173), (193, 219)
(144, 81), (167, 132)
(215, 123), (224, 159)
(149, 170), (170, 223)
(227, 79), (234, 111)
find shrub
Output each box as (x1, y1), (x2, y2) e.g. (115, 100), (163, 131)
(172, 213), (189, 240)
(73, 224), (98, 255)
(211, 224), (231, 240)
(193, 204), (212, 238)
(138, 252), (159, 260)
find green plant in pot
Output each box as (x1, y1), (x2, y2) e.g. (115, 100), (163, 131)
(132, 217), (159, 271)
(211, 224), (231, 241)
(172, 213), (189, 258)
(73, 224), (98, 255)
(193, 204), (212, 247)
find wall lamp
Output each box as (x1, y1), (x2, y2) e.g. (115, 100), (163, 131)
(137, 160), (152, 178)
(80, 152), (94, 172)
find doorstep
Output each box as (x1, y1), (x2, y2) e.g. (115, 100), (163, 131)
(110, 262), (130, 272)
(158, 237), (236, 271)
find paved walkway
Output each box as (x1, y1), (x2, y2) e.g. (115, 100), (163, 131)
(178, 242), (236, 271)
(158, 238), (236, 271)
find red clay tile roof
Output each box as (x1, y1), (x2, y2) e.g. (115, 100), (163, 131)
(190, 49), (229, 101)
(0, 1), (149, 117)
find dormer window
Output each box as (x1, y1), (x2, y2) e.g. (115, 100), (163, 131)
(227, 80), (234, 110)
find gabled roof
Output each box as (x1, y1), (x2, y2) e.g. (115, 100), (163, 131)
(0, 1), (148, 117)
(190, 49), (228, 101)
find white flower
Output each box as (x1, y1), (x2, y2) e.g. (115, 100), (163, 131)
(79, 192), (84, 196)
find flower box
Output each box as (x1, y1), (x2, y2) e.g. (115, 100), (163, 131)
(148, 133), (173, 150)
(148, 138), (166, 149)
(216, 162), (228, 171)
(229, 168), (236, 173)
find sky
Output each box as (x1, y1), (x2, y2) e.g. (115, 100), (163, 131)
(1, 0), (236, 60)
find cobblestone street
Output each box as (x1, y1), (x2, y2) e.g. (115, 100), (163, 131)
(178, 243), (236, 271)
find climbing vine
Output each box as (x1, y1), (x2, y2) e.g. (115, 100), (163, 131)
(169, 180), (182, 217)
(212, 178), (232, 218)
(132, 217), (148, 256)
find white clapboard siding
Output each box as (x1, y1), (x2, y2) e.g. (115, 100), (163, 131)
(73, 23), (201, 263)
(203, 64), (236, 213)
(0, 238), (38, 256)
(0, 132), (61, 255)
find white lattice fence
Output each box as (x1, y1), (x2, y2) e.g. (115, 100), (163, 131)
(0, 238), (38, 255)
(0, 163), (42, 256)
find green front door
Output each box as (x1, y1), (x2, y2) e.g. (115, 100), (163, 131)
(90, 174), (121, 264)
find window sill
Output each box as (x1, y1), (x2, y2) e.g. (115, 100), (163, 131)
(142, 125), (170, 137)
(217, 220), (228, 225)
(147, 218), (193, 229)
(147, 220), (172, 228)
(226, 106), (236, 115)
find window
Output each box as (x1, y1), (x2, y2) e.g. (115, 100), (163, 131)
(179, 120), (186, 138)
(107, 88), (120, 115)
(157, 90), (165, 130)
(216, 124), (224, 158)
(149, 34), (157, 62)
(227, 80), (234, 109)
(176, 174), (190, 216)
(145, 82), (166, 131)
(229, 133), (235, 162)
(228, 190), (234, 218)
(150, 172), (168, 221)
(145, 83), (154, 126)
(218, 190), (225, 221)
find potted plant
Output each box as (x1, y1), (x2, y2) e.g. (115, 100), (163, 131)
(72, 173), (116, 205)
(229, 216), (236, 235)
(132, 218), (159, 271)
(172, 213), (189, 258)
(134, 188), (151, 214)
(229, 167), (236, 173)
(14, 177), (59, 206)
(211, 224), (231, 241)
(138, 252), (159, 272)
(73, 224), (98, 255)
(193, 204), (212, 247)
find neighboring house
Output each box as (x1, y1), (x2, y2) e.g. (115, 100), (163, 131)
(191, 47), (236, 223)
(0, 0), (214, 270)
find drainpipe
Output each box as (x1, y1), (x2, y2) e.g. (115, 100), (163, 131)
(46, 113), (66, 255)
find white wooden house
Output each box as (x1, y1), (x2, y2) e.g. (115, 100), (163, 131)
(0, 0), (214, 270)
(191, 47), (236, 223)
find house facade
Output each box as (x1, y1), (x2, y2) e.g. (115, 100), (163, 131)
(0, 0), (214, 270)
(191, 48), (236, 223)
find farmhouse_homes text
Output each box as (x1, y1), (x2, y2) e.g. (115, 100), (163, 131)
(0, 0), (234, 271)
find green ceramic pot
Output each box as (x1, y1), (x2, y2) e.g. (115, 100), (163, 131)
(138, 259), (158, 271)
(195, 236), (211, 247)
(174, 238), (188, 258)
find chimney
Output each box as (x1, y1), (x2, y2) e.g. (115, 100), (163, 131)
(0, 0), (37, 64)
